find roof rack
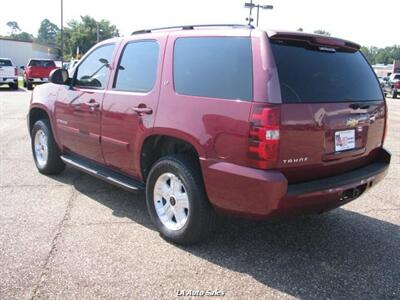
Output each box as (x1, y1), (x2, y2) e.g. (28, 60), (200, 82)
(131, 24), (254, 35)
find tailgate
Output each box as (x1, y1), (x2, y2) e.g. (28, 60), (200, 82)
(27, 66), (55, 78)
(0, 59), (15, 77)
(279, 102), (385, 183)
(269, 36), (385, 183)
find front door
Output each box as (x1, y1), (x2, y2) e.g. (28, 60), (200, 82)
(101, 37), (165, 177)
(54, 43), (116, 163)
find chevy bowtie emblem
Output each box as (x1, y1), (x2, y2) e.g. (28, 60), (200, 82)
(346, 118), (358, 127)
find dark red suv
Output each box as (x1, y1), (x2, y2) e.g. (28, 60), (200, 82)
(28, 25), (391, 244)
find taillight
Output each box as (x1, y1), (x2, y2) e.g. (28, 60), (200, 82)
(14, 67), (18, 76)
(247, 104), (280, 169)
(395, 81), (400, 89)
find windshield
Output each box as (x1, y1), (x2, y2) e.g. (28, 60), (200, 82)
(29, 60), (56, 67)
(271, 42), (383, 103)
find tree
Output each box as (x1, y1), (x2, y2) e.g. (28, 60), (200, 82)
(313, 29), (331, 36)
(297, 28), (303, 32)
(12, 32), (34, 41)
(361, 45), (400, 65)
(6, 21), (21, 35)
(37, 19), (59, 44)
(58, 15), (119, 59)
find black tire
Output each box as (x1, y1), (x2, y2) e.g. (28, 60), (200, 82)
(392, 91), (398, 99)
(31, 119), (65, 175)
(11, 83), (18, 90)
(27, 82), (33, 90)
(146, 154), (215, 245)
(23, 79), (27, 88)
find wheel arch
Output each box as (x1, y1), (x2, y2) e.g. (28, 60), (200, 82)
(140, 132), (205, 180)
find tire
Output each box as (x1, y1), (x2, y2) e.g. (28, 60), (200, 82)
(23, 79), (27, 88)
(31, 119), (65, 175)
(12, 83), (18, 90)
(392, 91), (398, 99)
(27, 82), (33, 90)
(146, 154), (215, 245)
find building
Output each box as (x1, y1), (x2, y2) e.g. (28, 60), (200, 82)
(372, 60), (400, 78)
(0, 38), (59, 68)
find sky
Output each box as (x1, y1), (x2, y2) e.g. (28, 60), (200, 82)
(0, 0), (399, 48)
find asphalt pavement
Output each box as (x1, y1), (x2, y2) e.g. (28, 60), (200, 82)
(0, 86), (399, 299)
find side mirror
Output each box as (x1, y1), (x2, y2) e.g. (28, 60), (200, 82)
(99, 58), (109, 65)
(49, 68), (69, 85)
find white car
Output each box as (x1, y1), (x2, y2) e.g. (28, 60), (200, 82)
(0, 58), (18, 90)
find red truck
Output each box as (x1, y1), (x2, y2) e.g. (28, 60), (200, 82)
(23, 59), (58, 90)
(28, 25), (390, 244)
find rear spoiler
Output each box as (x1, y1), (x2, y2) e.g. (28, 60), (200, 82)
(267, 30), (360, 52)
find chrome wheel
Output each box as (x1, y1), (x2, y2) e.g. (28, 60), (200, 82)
(153, 172), (189, 231)
(34, 129), (48, 168)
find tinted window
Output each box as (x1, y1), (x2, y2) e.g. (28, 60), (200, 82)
(75, 44), (115, 89)
(174, 37), (253, 101)
(114, 41), (159, 92)
(271, 42), (383, 103)
(29, 60), (56, 67)
(0, 59), (12, 67)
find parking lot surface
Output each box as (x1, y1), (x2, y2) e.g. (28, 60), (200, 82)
(1, 87), (399, 299)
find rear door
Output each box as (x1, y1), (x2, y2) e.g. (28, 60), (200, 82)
(101, 37), (166, 177)
(270, 40), (385, 183)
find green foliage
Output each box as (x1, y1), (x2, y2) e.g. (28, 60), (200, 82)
(313, 30), (331, 36)
(6, 21), (21, 35)
(37, 19), (59, 44)
(361, 45), (400, 65)
(58, 15), (119, 58)
(12, 32), (34, 41)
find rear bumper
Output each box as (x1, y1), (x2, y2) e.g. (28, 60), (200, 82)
(201, 147), (391, 218)
(0, 77), (18, 83)
(27, 78), (49, 84)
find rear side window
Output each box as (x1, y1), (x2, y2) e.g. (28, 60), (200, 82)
(173, 37), (253, 101)
(271, 42), (383, 103)
(114, 40), (159, 92)
(29, 60), (56, 67)
(0, 59), (12, 66)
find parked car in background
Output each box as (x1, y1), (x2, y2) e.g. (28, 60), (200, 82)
(383, 73), (400, 98)
(0, 58), (18, 90)
(28, 25), (391, 245)
(22, 59), (58, 90)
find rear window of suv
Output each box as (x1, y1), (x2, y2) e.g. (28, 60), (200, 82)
(173, 37), (253, 101)
(271, 42), (383, 103)
(0, 59), (12, 67)
(29, 60), (56, 67)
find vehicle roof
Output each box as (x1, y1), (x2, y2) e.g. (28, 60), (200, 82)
(28, 58), (56, 61)
(0, 58), (13, 61)
(96, 24), (360, 51)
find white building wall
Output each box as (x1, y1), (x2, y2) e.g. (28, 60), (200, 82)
(0, 39), (58, 69)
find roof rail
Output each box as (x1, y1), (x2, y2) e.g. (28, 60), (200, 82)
(131, 24), (254, 35)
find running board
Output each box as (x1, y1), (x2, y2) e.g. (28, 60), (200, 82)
(61, 154), (144, 192)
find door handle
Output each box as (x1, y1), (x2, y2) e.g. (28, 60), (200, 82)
(131, 106), (153, 115)
(87, 102), (100, 108)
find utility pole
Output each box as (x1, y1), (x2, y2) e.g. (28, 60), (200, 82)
(96, 22), (100, 44)
(244, 2), (274, 27)
(61, 0), (64, 66)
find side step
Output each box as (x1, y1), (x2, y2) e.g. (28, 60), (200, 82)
(61, 154), (145, 192)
